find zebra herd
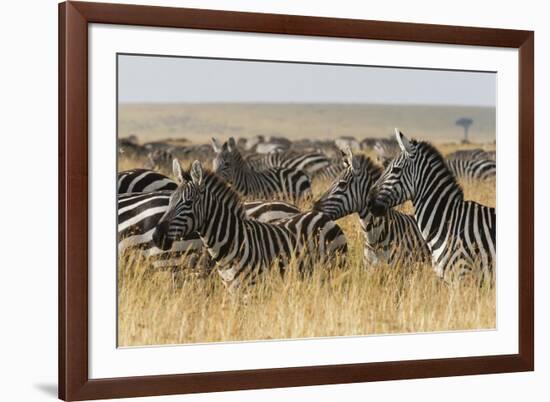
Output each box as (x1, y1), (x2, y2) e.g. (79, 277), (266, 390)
(118, 130), (496, 289)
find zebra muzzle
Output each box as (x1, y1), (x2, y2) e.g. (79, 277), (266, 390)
(152, 221), (174, 250)
(367, 194), (387, 217)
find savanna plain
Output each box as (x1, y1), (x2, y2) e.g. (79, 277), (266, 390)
(118, 103), (496, 347)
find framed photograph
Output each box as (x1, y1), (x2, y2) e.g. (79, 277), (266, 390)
(59, 1), (534, 400)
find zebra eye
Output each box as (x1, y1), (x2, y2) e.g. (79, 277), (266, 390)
(391, 166), (402, 174)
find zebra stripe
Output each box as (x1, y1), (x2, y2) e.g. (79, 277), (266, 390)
(446, 148), (495, 161)
(118, 186), (302, 270)
(145, 149), (175, 173)
(117, 168), (177, 194)
(373, 138), (400, 159)
(212, 137), (312, 200)
(314, 159), (347, 182)
(446, 159), (496, 181)
(152, 160), (347, 289)
(313, 150), (430, 268)
(245, 151), (330, 175)
(368, 130), (496, 282)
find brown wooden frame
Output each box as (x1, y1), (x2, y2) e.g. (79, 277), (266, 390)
(59, 1), (534, 400)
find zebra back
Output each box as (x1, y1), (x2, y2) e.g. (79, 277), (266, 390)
(446, 159), (496, 181)
(117, 169), (177, 194)
(212, 137), (311, 200)
(245, 150), (330, 175)
(446, 148), (495, 161)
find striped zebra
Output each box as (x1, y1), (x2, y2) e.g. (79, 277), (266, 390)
(375, 156), (496, 181)
(313, 149), (430, 268)
(212, 137), (311, 200)
(373, 138), (400, 156)
(245, 150), (330, 176)
(446, 159), (496, 181)
(314, 158), (347, 182)
(118, 190), (205, 271)
(117, 168), (177, 194)
(367, 129), (496, 283)
(152, 160), (347, 290)
(145, 149), (175, 173)
(119, 188), (302, 271)
(446, 148), (495, 161)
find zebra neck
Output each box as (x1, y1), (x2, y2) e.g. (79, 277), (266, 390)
(411, 172), (463, 246)
(198, 193), (247, 264)
(233, 165), (257, 193)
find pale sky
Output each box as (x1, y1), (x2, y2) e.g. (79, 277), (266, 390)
(118, 54), (496, 107)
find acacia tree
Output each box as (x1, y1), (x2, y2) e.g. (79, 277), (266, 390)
(456, 117), (473, 143)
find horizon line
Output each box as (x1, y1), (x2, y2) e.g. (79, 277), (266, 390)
(118, 101), (496, 108)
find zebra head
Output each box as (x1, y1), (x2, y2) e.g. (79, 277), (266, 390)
(152, 159), (206, 250)
(313, 147), (381, 220)
(367, 129), (417, 217)
(211, 137), (242, 181)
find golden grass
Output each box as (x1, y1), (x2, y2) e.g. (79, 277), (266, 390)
(117, 142), (496, 347)
(118, 252), (495, 346)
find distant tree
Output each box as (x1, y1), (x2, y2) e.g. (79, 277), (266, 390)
(456, 118), (473, 143)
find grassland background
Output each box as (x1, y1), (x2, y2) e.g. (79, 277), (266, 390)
(118, 102), (496, 347)
(119, 103), (496, 143)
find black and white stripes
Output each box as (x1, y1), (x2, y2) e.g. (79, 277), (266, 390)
(245, 150), (330, 175)
(117, 169), (177, 194)
(212, 137), (311, 201)
(152, 160), (347, 289)
(313, 149), (430, 268)
(368, 130), (496, 282)
(118, 184), (303, 269)
(446, 159), (496, 181)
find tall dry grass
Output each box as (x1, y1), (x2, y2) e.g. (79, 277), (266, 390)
(118, 142), (496, 347)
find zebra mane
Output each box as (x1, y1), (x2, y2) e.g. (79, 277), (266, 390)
(352, 154), (383, 181)
(199, 168), (247, 214)
(412, 140), (464, 197)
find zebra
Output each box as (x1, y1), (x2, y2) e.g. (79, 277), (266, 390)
(152, 160), (347, 290)
(240, 135), (291, 153)
(314, 158), (347, 182)
(117, 169), (177, 194)
(245, 150), (330, 176)
(211, 137), (311, 200)
(144, 149), (175, 173)
(118, 135), (147, 159)
(446, 159), (496, 181)
(446, 148), (495, 161)
(313, 148), (430, 268)
(374, 138), (400, 155)
(334, 136), (360, 152)
(375, 155), (496, 181)
(367, 129), (496, 283)
(119, 187), (302, 272)
(373, 138), (401, 166)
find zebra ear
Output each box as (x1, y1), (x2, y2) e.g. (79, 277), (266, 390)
(227, 137), (237, 152)
(211, 138), (222, 153)
(172, 159), (185, 183)
(190, 160), (204, 190)
(395, 128), (414, 156)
